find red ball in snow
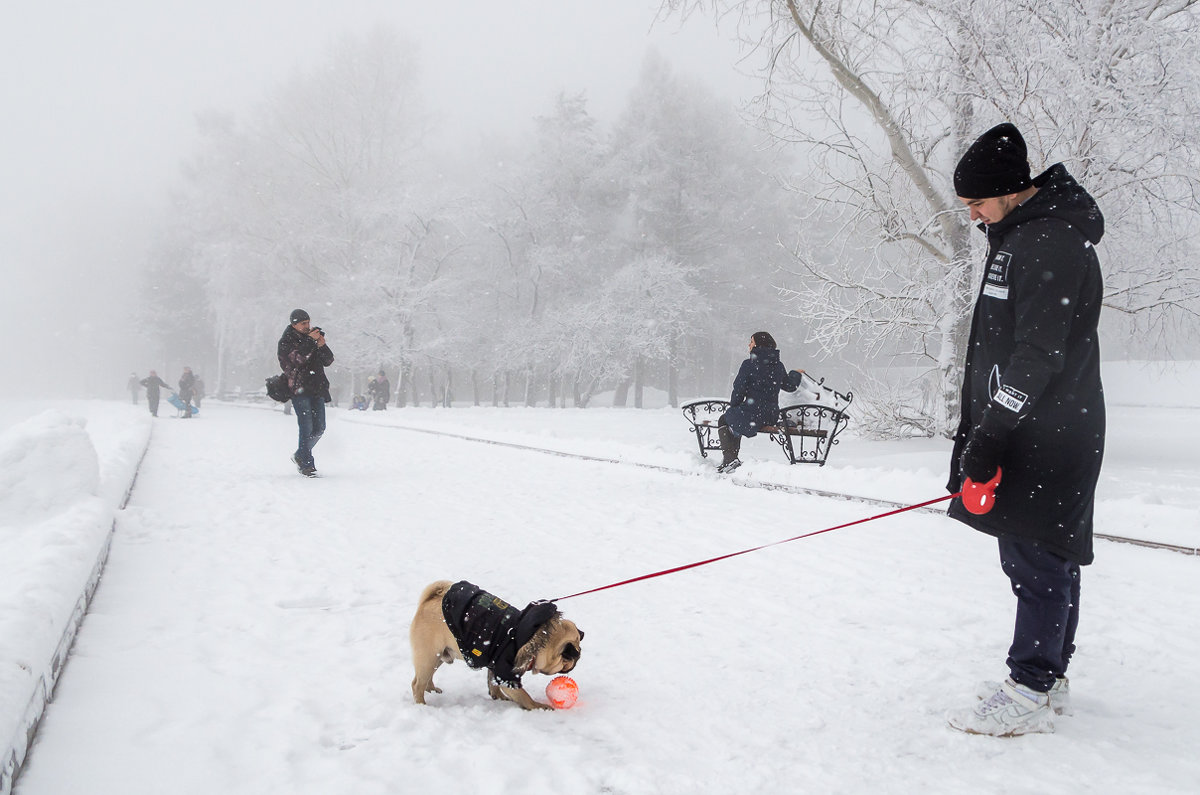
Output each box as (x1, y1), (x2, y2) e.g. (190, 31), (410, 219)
(546, 675), (579, 709)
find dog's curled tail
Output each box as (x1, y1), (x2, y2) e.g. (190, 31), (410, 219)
(418, 580), (454, 607)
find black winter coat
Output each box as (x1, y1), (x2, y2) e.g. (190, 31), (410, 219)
(140, 375), (169, 397)
(277, 326), (335, 402)
(178, 371), (195, 401)
(441, 581), (557, 689)
(947, 164), (1106, 564)
(723, 347), (804, 437)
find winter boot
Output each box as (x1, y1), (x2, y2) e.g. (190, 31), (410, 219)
(977, 676), (1071, 716)
(717, 424), (741, 472)
(948, 678), (1054, 736)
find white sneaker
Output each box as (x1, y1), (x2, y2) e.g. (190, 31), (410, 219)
(947, 678), (1054, 736)
(976, 676), (1071, 716)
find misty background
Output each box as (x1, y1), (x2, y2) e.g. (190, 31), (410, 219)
(5, 1), (1198, 437)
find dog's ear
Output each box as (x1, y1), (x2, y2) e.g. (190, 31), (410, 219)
(577, 630), (585, 642)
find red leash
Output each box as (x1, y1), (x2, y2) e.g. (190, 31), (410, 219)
(552, 491), (962, 602)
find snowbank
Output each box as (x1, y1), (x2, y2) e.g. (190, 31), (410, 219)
(0, 407), (150, 793)
(1102, 360), (1200, 408)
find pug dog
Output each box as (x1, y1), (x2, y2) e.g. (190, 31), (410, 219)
(410, 580), (584, 710)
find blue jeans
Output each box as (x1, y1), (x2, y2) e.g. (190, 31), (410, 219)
(999, 537), (1081, 692)
(291, 395), (326, 469)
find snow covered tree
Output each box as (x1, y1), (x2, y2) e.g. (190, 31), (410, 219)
(606, 50), (802, 402)
(664, 0), (1200, 435)
(152, 27), (432, 393)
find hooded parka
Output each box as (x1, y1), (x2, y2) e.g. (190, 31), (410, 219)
(947, 164), (1106, 564)
(723, 347), (804, 437)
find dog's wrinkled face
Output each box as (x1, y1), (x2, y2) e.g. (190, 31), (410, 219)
(517, 617), (585, 675)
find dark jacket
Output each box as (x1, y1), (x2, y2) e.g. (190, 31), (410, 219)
(947, 164), (1106, 564)
(178, 371), (195, 401)
(277, 326), (335, 402)
(441, 581), (558, 689)
(723, 347), (803, 437)
(140, 375), (169, 397)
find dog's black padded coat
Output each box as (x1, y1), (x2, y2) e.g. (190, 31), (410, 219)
(441, 581), (557, 689)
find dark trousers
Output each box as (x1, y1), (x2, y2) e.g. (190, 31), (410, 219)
(148, 393), (160, 416)
(998, 536), (1080, 692)
(292, 394), (327, 469)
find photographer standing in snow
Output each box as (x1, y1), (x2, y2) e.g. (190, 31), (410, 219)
(944, 123), (1106, 737)
(278, 309), (335, 477)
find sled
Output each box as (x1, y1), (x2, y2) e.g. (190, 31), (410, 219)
(166, 392), (199, 416)
(681, 375), (851, 466)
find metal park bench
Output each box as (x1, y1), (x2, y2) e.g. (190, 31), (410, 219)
(681, 377), (853, 467)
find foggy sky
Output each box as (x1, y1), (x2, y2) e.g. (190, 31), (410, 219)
(2, 1), (758, 397)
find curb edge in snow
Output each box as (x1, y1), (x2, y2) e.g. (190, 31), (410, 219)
(0, 425), (153, 795)
(341, 415), (1200, 558)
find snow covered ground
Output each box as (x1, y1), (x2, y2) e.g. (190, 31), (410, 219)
(3, 363), (1199, 794)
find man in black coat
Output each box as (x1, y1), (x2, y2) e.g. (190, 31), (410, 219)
(278, 309), (335, 476)
(140, 370), (170, 417)
(945, 123), (1105, 737)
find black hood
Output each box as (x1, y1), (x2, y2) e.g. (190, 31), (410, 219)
(989, 163), (1104, 245)
(749, 347), (781, 364)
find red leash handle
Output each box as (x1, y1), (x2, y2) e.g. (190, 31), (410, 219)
(552, 492), (961, 602)
(962, 468), (1002, 515)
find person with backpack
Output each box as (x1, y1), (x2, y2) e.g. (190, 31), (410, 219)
(278, 309), (335, 477)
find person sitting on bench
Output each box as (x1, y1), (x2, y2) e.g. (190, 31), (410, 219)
(717, 331), (805, 473)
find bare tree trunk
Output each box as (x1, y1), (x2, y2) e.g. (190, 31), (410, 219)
(633, 356), (644, 409)
(395, 358), (409, 408)
(523, 370), (535, 407)
(214, 325), (227, 398)
(613, 375), (632, 407)
(667, 341), (679, 408)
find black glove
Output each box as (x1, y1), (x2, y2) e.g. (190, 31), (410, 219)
(960, 426), (1005, 483)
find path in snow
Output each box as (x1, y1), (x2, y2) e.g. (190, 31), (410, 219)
(15, 404), (1200, 794)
